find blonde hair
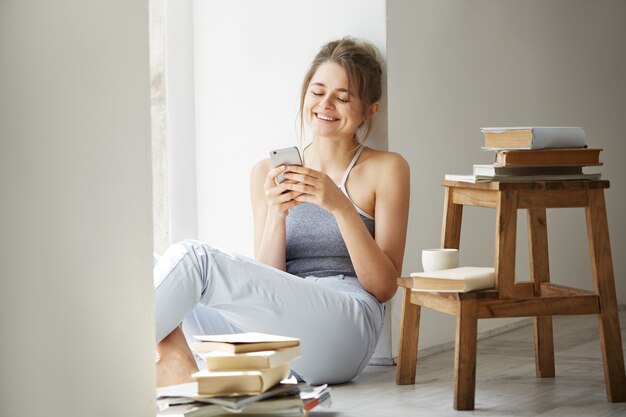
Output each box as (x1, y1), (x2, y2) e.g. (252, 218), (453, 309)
(298, 37), (383, 147)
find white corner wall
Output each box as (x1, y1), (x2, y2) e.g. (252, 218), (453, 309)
(166, 0), (199, 244)
(0, 2), (155, 416)
(186, 0), (391, 361)
(387, 0), (626, 352)
(192, 0), (387, 257)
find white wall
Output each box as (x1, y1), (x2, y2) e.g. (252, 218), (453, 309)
(192, 0), (387, 257)
(186, 0), (392, 362)
(0, 1), (155, 416)
(167, 0), (199, 244)
(387, 0), (626, 351)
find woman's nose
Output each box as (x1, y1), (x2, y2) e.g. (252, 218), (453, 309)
(318, 95), (334, 109)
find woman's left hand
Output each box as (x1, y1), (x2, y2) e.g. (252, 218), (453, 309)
(281, 165), (352, 215)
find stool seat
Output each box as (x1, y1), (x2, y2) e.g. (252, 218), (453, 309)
(395, 179), (626, 410)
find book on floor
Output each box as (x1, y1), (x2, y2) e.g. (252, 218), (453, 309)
(156, 401), (224, 417)
(481, 126), (586, 150)
(226, 395), (305, 415)
(157, 381), (306, 411)
(409, 267), (495, 293)
(201, 345), (301, 371)
(192, 363), (291, 396)
(157, 382), (330, 416)
(492, 147), (602, 167)
(444, 172), (601, 184)
(301, 384), (332, 413)
(193, 332), (300, 354)
(157, 396), (306, 417)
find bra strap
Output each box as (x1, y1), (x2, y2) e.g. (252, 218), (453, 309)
(339, 145), (366, 188)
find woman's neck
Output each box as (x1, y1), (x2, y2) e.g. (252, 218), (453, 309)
(304, 136), (361, 180)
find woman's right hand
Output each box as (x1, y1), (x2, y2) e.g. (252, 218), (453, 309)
(264, 165), (303, 219)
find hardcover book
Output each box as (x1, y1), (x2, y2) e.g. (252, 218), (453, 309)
(444, 172), (601, 184)
(192, 363), (291, 396)
(472, 164), (583, 177)
(193, 333), (300, 354)
(202, 346), (301, 371)
(493, 148), (602, 167)
(157, 381), (306, 411)
(409, 267), (495, 293)
(481, 127), (586, 150)
(158, 396), (305, 417)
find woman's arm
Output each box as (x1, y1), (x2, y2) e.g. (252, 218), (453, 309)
(250, 159), (303, 270)
(336, 153), (409, 302)
(283, 153), (410, 303)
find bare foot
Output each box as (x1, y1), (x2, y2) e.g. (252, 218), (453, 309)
(156, 351), (198, 387)
(156, 326), (199, 387)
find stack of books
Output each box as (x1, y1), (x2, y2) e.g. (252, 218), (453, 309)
(157, 382), (331, 417)
(157, 332), (331, 416)
(445, 127), (603, 183)
(191, 332), (300, 397)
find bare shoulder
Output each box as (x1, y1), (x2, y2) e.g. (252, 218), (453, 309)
(251, 157), (272, 178)
(250, 158), (272, 198)
(361, 148), (410, 182)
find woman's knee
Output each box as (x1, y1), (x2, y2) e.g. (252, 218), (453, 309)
(167, 239), (218, 265)
(155, 240), (215, 287)
(296, 364), (357, 386)
(161, 239), (201, 259)
(294, 349), (370, 385)
(174, 239), (210, 253)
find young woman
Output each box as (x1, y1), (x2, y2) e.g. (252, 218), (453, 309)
(155, 37), (410, 387)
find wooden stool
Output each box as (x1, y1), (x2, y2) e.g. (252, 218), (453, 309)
(395, 179), (626, 410)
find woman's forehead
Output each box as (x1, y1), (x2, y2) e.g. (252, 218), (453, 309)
(310, 62), (350, 89)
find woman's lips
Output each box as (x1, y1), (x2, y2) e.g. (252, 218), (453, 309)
(315, 113), (338, 122)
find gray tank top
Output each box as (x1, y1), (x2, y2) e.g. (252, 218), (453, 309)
(285, 145), (375, 278)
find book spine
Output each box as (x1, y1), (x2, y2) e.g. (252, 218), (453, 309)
(473, 165), (582, 176)
(494, 149), (601, 167)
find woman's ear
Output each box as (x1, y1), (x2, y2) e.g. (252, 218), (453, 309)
(369, 102), (380, 118)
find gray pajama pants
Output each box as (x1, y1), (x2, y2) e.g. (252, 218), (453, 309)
(154, 240), (385, 384)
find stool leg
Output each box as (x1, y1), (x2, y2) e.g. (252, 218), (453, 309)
(454, 299), (478, 410)
(527, 208), (555, 378)
(494, 190), (518, 298)
(586, 189), (626, 402)
(396, 287), (421, 385)
(441, 186), (462, 248)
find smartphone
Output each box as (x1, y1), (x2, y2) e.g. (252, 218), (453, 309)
(270, 146), (303, 183)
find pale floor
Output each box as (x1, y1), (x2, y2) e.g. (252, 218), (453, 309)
(312, 311), (626, 417)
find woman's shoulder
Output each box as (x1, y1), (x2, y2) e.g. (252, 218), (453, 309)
(251, 157), (272, 177)
(361, 147), (409, 176)
(250, 158), (273, 192)
(359, 148), (410, 200)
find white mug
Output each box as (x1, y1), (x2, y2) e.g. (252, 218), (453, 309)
(421, 248), (459, 272)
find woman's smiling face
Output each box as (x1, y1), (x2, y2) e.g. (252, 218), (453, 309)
(303, 61), (364, 141)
